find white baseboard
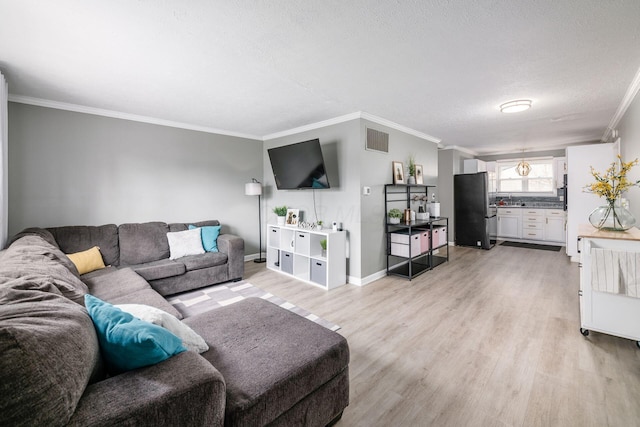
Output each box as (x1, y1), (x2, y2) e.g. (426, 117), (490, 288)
(348, 269), (387, 286)
(244, 253), (260, 262)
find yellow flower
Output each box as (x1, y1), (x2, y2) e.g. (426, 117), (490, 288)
(585, 156), (640, 203)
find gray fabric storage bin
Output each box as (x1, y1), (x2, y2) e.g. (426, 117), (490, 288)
(281, 251), (293, 274)
(310, 259), (327, 286)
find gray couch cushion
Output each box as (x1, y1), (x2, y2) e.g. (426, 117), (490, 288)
(48, 224), (120, 266)
(83, 268), (182, 319)
(180, 252), (228, 271)
(128, 259), (186, 281)
(0, 288), (100, 426)
(168, 220), (220, 233)
(0, 236), (88, 304)
(184, 298), (350, 426)
(119, 222), (169, 265)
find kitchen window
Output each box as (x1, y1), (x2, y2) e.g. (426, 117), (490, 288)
(496, 158), (555, 194)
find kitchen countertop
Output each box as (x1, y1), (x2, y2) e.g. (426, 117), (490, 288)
(578, 224), (640, 241)
(493, 204), (564, 209)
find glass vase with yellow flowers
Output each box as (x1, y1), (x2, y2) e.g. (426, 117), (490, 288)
(585, 156), (640, 231)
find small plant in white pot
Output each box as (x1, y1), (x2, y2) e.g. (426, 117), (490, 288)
(407, 156), (416, 185)
(320, 239), (327, 257)
(273, 206), (287, 226)
(388, 208), (402, 224)
(316, 220), (323, 230)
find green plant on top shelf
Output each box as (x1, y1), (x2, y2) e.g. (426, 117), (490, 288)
(388, 208), (402, 219)
(408, 155), (416, 177)
(273, 206), (288, 216)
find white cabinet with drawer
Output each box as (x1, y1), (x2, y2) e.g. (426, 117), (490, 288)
(497, 208), (521, 239)
(544, 209), (566, 243)
(522, 208), (544, 239)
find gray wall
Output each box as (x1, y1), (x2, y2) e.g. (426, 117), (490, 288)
(8, 103), (264, 254)
(360, 119), (438, 280)
(263, 120), (361, 278)
(619, 92), (640, 219)
(263, 118), (439, 283)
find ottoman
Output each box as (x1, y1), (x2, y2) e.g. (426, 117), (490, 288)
(184, 297), (349, 427)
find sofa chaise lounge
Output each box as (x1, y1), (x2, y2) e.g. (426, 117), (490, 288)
(0, 226), (350, 426)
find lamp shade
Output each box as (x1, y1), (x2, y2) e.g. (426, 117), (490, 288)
(245, 182), (262, 196)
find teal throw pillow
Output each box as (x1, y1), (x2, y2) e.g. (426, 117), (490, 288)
(189, 224), (221, 252)
(84, 294), (186, 374)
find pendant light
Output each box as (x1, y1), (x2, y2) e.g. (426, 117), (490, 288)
(516, 150), (531, 176)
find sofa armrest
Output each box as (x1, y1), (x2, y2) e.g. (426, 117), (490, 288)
(217, 233), (244, 280)
(68, 351), (226, 427)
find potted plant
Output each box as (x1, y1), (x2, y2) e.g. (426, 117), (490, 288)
(316, 220), (323, 230)
(320, 239), (327, 257)
(407, 156), (416, 185)
(388, 208), (402, 224)
(273, 206), (288, 226)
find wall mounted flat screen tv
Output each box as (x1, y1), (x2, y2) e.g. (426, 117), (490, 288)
(268, 139), (330, 190)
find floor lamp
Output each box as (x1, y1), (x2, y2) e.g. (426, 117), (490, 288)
(245, 178), (266, 263)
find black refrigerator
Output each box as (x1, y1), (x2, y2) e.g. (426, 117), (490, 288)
(454, 172), (496, 249)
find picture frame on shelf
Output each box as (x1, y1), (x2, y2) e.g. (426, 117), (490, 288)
(285, 209), (300, 226)
(392, 161), (405, 184)
(415, 164), (424, 184)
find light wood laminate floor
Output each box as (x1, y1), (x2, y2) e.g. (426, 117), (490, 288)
(244, 244), (640, 426)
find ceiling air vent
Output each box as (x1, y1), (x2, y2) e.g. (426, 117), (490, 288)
(366, 128), (389, 153)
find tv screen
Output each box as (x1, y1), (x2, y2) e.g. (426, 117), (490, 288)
(268, 139), (330, 190)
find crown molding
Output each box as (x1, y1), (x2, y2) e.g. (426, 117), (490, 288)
(8, 95), (443, 145)
(359, 112), (441, 144)
(264, 111), (442, 144)
(262, 112), (362, 140)
(438, 145), (479, 156)
(602, 65), (640, 142)
(7, 95), (263, 141)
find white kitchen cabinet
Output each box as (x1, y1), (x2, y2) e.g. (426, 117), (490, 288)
(544, 209), (566, 243)
(463, 159), (486, 173)
(555, 157), (566, 188)
(497, 208), (521, 239)
(486, 161), (497, 194)
(521, 208), (544, 240)
(266, 225), (346, 290)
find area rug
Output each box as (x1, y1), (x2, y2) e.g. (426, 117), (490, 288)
(167, 281), (340, 331)
(500, 241), (562, 252)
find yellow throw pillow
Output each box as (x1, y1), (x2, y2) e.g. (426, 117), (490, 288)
(67, 246), (106, 275)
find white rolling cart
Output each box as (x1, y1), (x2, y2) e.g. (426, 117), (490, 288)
(578, 224), (640, 348)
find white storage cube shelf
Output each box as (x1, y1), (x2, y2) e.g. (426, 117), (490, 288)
(266, 225), (347, 290)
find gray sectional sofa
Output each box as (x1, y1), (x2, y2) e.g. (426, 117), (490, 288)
(0, 226), (350, 426)
(46, 220), (244, 296)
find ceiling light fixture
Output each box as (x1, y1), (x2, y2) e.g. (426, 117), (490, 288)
(500, 99), (532, 113)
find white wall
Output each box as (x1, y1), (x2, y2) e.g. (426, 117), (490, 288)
(8, 103), (264, 254)
(619, 92), (640, 219)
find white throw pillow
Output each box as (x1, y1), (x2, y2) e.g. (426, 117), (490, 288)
(167, 228), (205, 260)
(115, 303), (209, 353)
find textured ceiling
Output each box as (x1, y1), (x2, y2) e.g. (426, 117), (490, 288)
(1, 0), (640, 154)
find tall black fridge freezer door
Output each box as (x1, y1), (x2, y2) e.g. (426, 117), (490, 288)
(454, 172), (491, 249)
